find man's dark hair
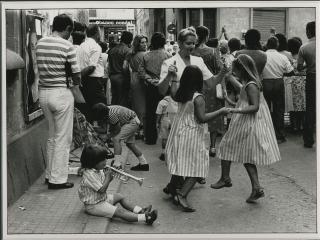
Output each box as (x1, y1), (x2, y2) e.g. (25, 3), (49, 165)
(120, 31), (133, 44)
(170, 41), (175, 45)
(244, 29), (261, 50)
(275, 33), (288, 51)
(306, 21), (315, 38)
(74, 21), (86, 32)
(86, 24), (100, 38)
(52, 14), (74, 32)
(196, 26), (209, 46)
(228, 38), (241, 53)
(266, 36), (279, 50)
(150, 32), (166, 50)
(206, 38), (219, 48)
(92, 103), (109, 121)
(72, 31), (85, 45)
(80, 144), (109, 169)
(99, 41), (109, 53)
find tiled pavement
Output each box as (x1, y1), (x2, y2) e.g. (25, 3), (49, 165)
(6, 146), (129, 235)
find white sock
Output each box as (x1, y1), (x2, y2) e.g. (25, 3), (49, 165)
(137, 214), (146, 222)
(138, 155), (148, 165)
(133, 206), (142, 214)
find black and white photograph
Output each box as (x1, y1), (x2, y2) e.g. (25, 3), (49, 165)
(2, 1), (319, 239)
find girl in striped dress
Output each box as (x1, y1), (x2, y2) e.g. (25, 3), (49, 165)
(211, 54), (281, 203)
(165, 65), (230, 212)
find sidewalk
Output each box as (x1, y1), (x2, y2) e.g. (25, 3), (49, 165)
(6, 146), (128, 234)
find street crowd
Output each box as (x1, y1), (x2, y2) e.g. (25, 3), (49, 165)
(35, 13), (316, 226)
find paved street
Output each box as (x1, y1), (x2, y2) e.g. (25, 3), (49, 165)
(107, 132), (316, 234)
(6, 132), (317, 237)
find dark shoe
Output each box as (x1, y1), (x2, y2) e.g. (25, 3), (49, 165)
(163, 186), (176, 196)
(159, 153), (165, 161)
(140, 205), (152, 214)
(48, 182), (74, 189)
(130, 164), (149, 171)
(197, 177), (206, 185)
(45, 178), (49, 184)
(246, 188), (265, 203)
(145, 209), (158, 225)
(174, 194), (195, 212)
(210, 179), (232, 189)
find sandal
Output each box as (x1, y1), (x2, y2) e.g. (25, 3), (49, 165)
(246, 188), (265, 203)
(210, 178), (232, 189)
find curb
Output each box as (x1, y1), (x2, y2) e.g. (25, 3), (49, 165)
(82, 146), (128, 234)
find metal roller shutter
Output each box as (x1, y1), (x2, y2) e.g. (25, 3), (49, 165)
(253, 8), (286, 42)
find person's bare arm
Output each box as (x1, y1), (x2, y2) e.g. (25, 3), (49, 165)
(194, 95), (229, 123)
(97, 168), (114, 194)
(231, 84), (259, 114)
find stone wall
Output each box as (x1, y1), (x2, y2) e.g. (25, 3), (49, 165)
(287, 8), (315, 43)
(217, 8), (251, 41)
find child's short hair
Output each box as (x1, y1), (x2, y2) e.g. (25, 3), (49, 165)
(80, 144), (109, 169)
(92, 103), (109, 121)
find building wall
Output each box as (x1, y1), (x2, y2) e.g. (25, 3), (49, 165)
(217, 8), (251, 41)
(287, 8), (315, 43)
(6, 10), (27, 142)
(6, 10), (48, 205)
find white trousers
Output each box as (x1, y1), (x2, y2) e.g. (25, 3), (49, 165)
(39, 88), (74, 184)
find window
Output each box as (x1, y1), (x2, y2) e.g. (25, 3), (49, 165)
(203, 8), (217, 38)
(189, 9), (200, 27)
(253, 8), (286, 42)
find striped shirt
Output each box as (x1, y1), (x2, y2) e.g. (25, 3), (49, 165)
(78, 169), (107, 205)
(36, 36), (80, 88)
(108, 105), (136, 126)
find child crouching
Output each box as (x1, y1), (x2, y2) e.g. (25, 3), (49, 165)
(78, 144), (158, 225)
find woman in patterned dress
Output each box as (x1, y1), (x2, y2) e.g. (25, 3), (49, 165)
(212, 54), (281, 203)
(286, 37), (306, 131)
(165, 65), (229, 212)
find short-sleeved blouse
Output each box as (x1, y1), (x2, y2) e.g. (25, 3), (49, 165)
(159, 53), (213, 84)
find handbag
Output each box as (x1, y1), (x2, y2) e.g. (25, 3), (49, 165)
(65, 61), (86, 103)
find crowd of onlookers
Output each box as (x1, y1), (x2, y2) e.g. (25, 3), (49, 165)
(34, 12), (315, 224)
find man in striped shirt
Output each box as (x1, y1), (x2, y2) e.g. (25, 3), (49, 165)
(92, 103), (150, 171)
(36, 14), (81, 189)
